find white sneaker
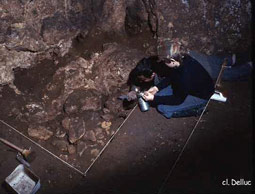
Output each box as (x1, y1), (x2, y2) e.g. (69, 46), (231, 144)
(210, 91), (227, 102)
(247, 61), (253, 68)
(231, 53), (236, 66)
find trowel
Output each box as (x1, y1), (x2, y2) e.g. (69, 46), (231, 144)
(0, 137), (36, 162)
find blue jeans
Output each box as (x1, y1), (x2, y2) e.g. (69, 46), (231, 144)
(155, 86), (207, 119)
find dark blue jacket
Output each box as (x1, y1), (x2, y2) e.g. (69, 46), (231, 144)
(153, 55), (215, 105)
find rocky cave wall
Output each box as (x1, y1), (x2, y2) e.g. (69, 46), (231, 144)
(0, 0), (252, 85)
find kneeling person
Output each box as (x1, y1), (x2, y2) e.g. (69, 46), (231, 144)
(137, 44), (214, 118)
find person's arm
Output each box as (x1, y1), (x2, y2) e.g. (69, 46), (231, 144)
(146, 86), (159, 95)
(155, 77), (172, 90)
(151, 83), (188, 106)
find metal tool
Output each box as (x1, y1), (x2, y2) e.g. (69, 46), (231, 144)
(0, 137), (32, 161)
(16, 152), (31, 168)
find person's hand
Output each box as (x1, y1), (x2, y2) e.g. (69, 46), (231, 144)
(143, 91), (154, 101)
(127, 91), (137, 101)
(165, 58), (180, 68)
(147, 86), (159, 95)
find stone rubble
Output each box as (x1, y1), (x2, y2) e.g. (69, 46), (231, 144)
(28, 125), (53, 140)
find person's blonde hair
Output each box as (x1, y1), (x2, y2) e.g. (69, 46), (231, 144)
(157, 39), (186, 63)
(157, 39), (183, 57)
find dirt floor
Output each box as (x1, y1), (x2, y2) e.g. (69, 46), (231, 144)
(0, 77), (253, 194)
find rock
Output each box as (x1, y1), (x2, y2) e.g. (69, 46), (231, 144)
(49, 57), (96, 98)
(99, 0), (126, 33)
(52, 140), (68, 152)
(105, 129), (110, 136)
(64, 104), (78, 115)
(25, 102), (49, 123)
(61, 117), (70, 130)
(55, 128), (66, 138)
(94, 128), (103, 136)
(77, 141), (87, 157)
(57, 39), (73, 57)
(0, 45), (36, 85)
(84, 130), (97, 142)
(64, 89), (102, 114)
(68, 145), (76, 154)
(101, 113), (114, 121)
(125, 1), (148, 35)
(101, 121), (112, 129)
(8, 107), (21, 118)
(66, 117), (86, 144)
(118, 111), (128, 119)
(97, 133), (105, 140)
(5, 22), (47, 52)
(59, 154), (69, 161)
(97, 140), (105, 147)
(104, 96), (123, 114)
(24, 100), (63, 124)
(102, 108), (110, 114)
(28, 125), (53, 140)
(90, 149), (100, 157)
(75, 57), (93, 74)
(41, 13), (77, 45)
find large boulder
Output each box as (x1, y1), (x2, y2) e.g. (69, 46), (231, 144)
(64, 89), (102, 114)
